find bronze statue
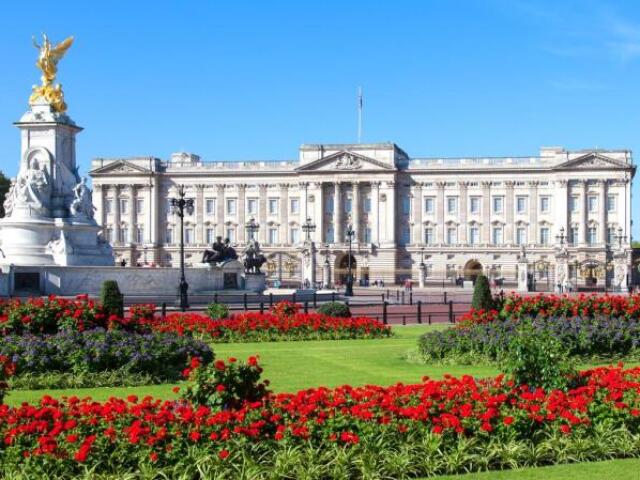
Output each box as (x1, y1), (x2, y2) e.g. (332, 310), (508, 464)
(243, 239), (267, 274)
(202, 236), (237, 264)
(29, 34), (74, 113)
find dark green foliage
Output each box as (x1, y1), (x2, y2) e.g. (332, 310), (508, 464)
(100, 280), (123, 318)
(471, 274), (493, 311)
(499, 319), (578, 391)
(206, 302), (230, 320)
(317, 301), (351, 318)
(0, 170), (10, 218)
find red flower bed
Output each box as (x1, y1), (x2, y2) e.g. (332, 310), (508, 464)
(460, 293), (640, 326)
(153, 310), (392, 342)
(2, 365), (640, 476)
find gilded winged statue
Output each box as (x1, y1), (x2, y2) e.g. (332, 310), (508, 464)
(29, 34), (74, 113)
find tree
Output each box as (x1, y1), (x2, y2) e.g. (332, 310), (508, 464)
(0, 171), (11, 218)
(471, 274), (494, 311)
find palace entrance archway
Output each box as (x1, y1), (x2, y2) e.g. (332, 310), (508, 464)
(336, 254), (356, 286)
(463, 260), (483, 283)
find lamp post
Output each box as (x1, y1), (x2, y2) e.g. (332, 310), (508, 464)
(556, 226), (566, 246)
(169, 185), (194, 311)
(345, 224), (355, 296)
(302, 216), (316, 242)
(245, 217), (259, 242)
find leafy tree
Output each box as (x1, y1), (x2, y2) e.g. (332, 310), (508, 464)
(471, 274), (493, 311)
(100, 280), (123, 318)
(0, 171), (11, 218)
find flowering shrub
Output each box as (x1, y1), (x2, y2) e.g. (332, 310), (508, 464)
(1, 329), (213, 385)
(460, 293), (640, 326)
(2, 366), (640, 477)
(270, 300), (299, 318)
(155, 311), (392, 342)
(0, 355), (15, 404)
(180, 356), (270, 410)
(206, 302), (229, 320)
(0, 295), (158, 335)
(420, 316), (640, 364)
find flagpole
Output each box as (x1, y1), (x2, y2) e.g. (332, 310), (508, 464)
(357, 86), (363, 143)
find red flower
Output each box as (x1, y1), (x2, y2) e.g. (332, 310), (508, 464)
(218, 449), (230, 460)
(503, 416), (514, 426)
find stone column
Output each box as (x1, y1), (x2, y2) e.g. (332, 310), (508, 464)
(113, 185), (121, 245)
(237, 184), (246, 244)
(436, 181), (446, 243)
(413, 182), (423, 245)
(93, 184), (105, 228)
(301, 182), (309, 222)
(195, 184), (205, 244)
(528, 181), (538, 245)
(258, 184), (268, 244)
(598, 180), (607, 244)
(352, 181), (360, 243)
(280, 184), (289, 245)
(371, 181), (380, 245)
(458, 181), (468, 244)
(128, 185), (136, 244)
(150, 179), (159, 248)
(505, 181), (514, 244)
(385, 181), (397, 244)
(481, 181), (491, 243)
(334, 182), (342, 244)
(313, 182), (324, 243)
(216, 184), (225, 238)
(556, 180), (569, 240)
(580, 180), (588, 245)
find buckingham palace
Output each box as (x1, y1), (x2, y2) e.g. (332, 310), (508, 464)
(89, 142), (635, 290)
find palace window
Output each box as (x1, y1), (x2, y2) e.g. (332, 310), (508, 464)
(569, 227), (579, 245)
(516, 227), (527, 245)
(105, 198), (113, 214)
(268, 198), (278, 215)
(469, 227), (480, 245)
(492, 227), (503, 245)
(402, 196), (411, 215)
(363, 196), (372, 213)
(469, 197), (480, 214)
(206, 228), (215, 244)
(247, 198), (257, 215)
(492, 196), (504, 214)
(165, 228), (173, 244)
(326, 226), (335, 243)
(290, 227), (300, 244)
(226, 228), (236, 243)
(119, 227), (129, 244)
(206, 198), (216, 215)
(569, 196), (579, 212)
(401, 226), (410, 245)
(540, 196), (550, 213)
(540, 227), (550, 245)
(185, 228), (194, 245)
(424, 197), (435, 214)
(345, 197), (353, 213)
(290, 198), (300, 214)
(136, 227), (144, 244)
(326, 197), (334, 214)
(446, 197), (457, 214)
(607, 195), (616, 212)
(364, 227), (371, 243)
(588, 227), (597, 245)
(120, 199), (129, 215)
(446, 227), (457, 245)
(136, 199), (144, 215)
(588, 196), (598, 212)
(516, 196), (527, 214)
(226, 199), (237, 215)
(607, 227), (615, 245)
(424, 227), (434, 245)
(105, 228), (114, 243)
(268, 228), (278, 244)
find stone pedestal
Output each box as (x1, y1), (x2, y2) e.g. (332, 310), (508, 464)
(517, 259), (530, 292)
(300, 240), (317, 288)
(418, 263), (426, 288)
(613, 251), (630, 292)
(0, 101), (113, 267)
(244, 273), (266, 293)
(322, 259), (331, 289)
(554, 251), (569, 293)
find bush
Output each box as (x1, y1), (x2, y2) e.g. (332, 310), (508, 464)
(100, 280), (123, 318)
(499, 319), (578, 390)
(206, 302), (229, 320)
(471, 274), (493, 311)
(317, 301), (351, 318)
(180, 356), (270, 410)
(0, 355), (15, 404)
(0, 329), (213, 383)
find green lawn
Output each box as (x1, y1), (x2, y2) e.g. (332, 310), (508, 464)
(5, 325), (640, 478)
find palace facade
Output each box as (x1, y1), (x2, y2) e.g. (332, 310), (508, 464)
(89, 143), (635, 289)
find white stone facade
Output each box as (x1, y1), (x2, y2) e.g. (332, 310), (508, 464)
(90, 143), (635, 289)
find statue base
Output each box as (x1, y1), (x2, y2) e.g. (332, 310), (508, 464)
(244, 273), (266, 293)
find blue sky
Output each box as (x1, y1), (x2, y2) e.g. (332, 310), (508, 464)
(0, 0), (638, 236)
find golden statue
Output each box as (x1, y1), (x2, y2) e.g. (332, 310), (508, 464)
(29, 34), (74, 113)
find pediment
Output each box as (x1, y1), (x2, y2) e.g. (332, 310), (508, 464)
(90, 160), (150, 175)
(554, 152), (630, 170)
(295, 150), (395, 172)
